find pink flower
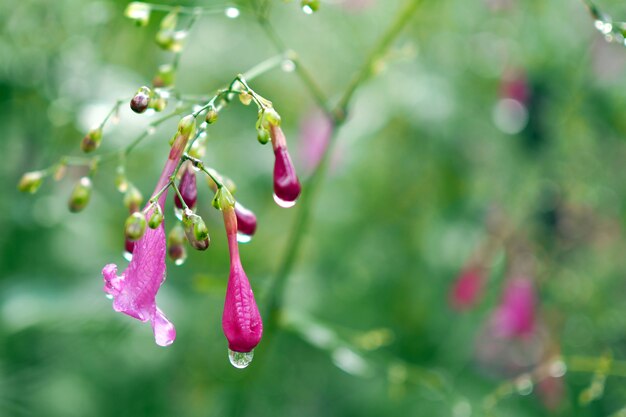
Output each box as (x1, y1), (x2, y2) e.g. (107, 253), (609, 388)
(222, 205), (263, 353)
(270, 124), (301, 207)
(101, 133), (190, 346)
(449, 266), (484, 311)
(299, 109), (333, 175)
(234, 202), (257, 238)
(490, 276), (536, 338)
(174, 161), (197, 209)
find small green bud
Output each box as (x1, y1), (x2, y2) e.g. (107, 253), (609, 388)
(148, 204), (164, 229)
(115, 166), (128, 193)
(177, 115), (196, 137)
(239, 92), (252, 106)
(149, 94), (167, 112)
(68, 177), (93, 213)
(212, 186), (235, 211)
(257, 128), (270, 145)
(18, 171), (44, 193)
(205, 108), (218, 124)
(262, 108), (281, 128)
(168, 225), (187, 265)
(80, 127), (103, 153)
(124, 185), (143, 212)
(182, 209), (210, 250)
(124, 2), (151, 26)
(152, 64), (176, 88)
(160, 9), (178, 31)
(301, 0), (320, 13)
(125, 211), (147, 241)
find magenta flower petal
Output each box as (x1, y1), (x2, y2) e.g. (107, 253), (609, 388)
(235, 202), (257, 237)
(270, 125), (301, 206)
(222, 207), (263, 352)
(490, 276), (536, 338)
(449, 266), (484, 311)
(102, 143), (185, 346)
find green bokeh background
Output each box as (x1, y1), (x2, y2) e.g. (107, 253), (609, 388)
(2, 0), (626, 416)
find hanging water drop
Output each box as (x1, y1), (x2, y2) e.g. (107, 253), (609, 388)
(281, 59), (296, 73)
(236, 232), (252, 243)
(123, 251), (133, 262)
(174, 206), (184, 221)
(273, 193), (296, 208)
(225, 7), (240, 18)
(302, 5), (314, 14)
(228, 349), (254, 369)
(105, 293), (114, 300)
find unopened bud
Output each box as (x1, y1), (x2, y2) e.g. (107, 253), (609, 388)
(123, 185), (143, 212)
(152, 64), (175, 88)
(68, 176), (93, 212)
(177, 115), (196, 137)
(205, 107), (218, 124)
(182, 209), (210, 250)
(130, 86), (151, 113)
(174, 164), (197, 209)
(257, 128), (270, 145)
(148, 204), (164, 229)
(168, 225), (187, 265)
(239, 92), (252, 106)
(260, 108), (281, 129)
(235, 202), (257, 238)
(125, 211), (147, 241)
(80, 127), (103, 153)
(18, 171), (44, 193)
(212, 186), (236, 211)
(124, 2), (151, 26)
(149, 94), (167, 112)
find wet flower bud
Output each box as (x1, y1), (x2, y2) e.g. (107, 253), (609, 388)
(270, 125), (302, 207)
(125, 211), (147, 241)
(124, 2), (151, 26)
(177, 115), (196, 137)
(239, 92), (252, 106)
(168, 224), (187, 265)
(18, 171), (44, 193)
(152, 64), (175, 88)
(148, 204), (164, 229)
(130, 86), (151, 114)
(124, 185), (143, 212)
(205, 107), (218, 124)
(212, 186), (236, 211)
(174, 163), (197, 209)
(235, 202), (257, 238)
(182, 209), (210, 250)
(68, 177), (93, 212)
(80, 127), (103, 153)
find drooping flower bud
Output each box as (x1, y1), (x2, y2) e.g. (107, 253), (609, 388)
(222, 206), (263, 364)
(177, 115), (196, 138)
(123, 184), (143, 212)
(68, 176), (93, 212)
(182, 209), (209, 250)
(124, 2), (151, 26)
(257, 128), (270, 145)
(167, 224), (187, 265)
(235, 202), (257, 241)
(80, 127), (103, 153)
(270, 124), (302, 207)
(490, 276), (536, 339)
(148, 203), (164, 229)
(130, 86), (151, 114)
(18, 171), (44, 193)
(174, 162), (197, 209)
(125, 211), (147, 241)
(449, 266), (485, 311)
(152, 64), (176, 88)
(205, 107), (218, 124)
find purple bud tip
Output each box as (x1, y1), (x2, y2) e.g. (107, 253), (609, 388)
(174, 164), (197, 209)
(222, 208), (263, 353)
(130, 91), (150, 114)
(235, 202), (257, 237)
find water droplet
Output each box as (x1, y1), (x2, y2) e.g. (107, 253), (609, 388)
(225, 7), (240, 18)
(549, 359), (567, 378)
(302, 5), (314, 14)
(147, 126), (157, 135)
(236, 232), (252, 243)
(281, 59), (296, 73)
(174, 257), (186, 266)
(174, 207), (184, 221)
(273, 193), (296, 208)
(105, 293), (114, 300)
(228, 349), (254, 369)
(123, 251), (133, 261)
(515, 375), (533, 396)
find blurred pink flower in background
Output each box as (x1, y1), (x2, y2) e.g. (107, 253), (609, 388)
(490, 276), (536, 339)
(298, 108), (333, 176)
(449, 266), (485, 311)
(500, 69), (530, 105)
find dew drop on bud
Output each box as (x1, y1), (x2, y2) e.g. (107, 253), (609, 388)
(228, 349), (254, 369)
(273, 193), (297, 208)
(236, 232), (252, 243)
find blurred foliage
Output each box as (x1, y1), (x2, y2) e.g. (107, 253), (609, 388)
(4, 0), (626, 416)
